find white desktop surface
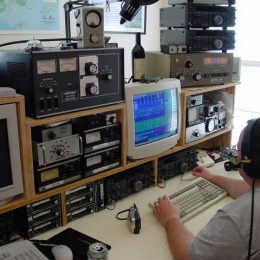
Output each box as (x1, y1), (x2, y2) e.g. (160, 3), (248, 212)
(35, 162), (240, 260)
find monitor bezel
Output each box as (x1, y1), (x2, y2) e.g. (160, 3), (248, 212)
(0, 104), (23, 203)
(125, 78), (181, 160)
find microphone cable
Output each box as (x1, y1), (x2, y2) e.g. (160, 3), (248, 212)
(247, 178), (256, 260)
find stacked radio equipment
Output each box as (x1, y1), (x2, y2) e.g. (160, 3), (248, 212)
(72, 112), (121, 177)
(145, 0), (236, 87)
(32, 121), (83, 193)
(65, 179), (105, 223)
(13, 195), (61, 238)
(145, 0), (236, 145)
(185, 91), (229, 143)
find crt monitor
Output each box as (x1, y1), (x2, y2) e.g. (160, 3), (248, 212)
(0, 103), (23, 206)
(125, 78), (181, 160)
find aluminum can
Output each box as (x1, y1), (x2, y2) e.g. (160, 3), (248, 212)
(87, 242), (108, 260)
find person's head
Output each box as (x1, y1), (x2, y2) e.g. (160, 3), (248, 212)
(237, 118), (260, 182)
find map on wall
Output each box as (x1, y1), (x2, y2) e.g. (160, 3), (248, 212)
(0, 0), (60, 33)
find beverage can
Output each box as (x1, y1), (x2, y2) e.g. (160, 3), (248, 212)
(87, 242), (108, 260)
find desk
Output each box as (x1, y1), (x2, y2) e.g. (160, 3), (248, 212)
(35, 162), (240, 260)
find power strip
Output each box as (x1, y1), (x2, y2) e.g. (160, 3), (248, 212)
(197, 149), (215, 168)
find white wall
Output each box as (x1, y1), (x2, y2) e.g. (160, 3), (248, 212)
(0, 0), (167, 79)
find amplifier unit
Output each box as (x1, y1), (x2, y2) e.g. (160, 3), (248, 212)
(170, 52), (233, 86)
(158, 147), (198, 182)
(160, 5), (236, 28)
(105, 163), (154, 204)
(160, 29), (235, 53)
(145, 52), (233, 87)
(13, 195), (61, 238)
(0, 48), (124, 118)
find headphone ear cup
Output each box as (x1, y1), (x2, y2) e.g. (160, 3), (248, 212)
(244, 154), (260, 178)
(241, 119), (259, 178)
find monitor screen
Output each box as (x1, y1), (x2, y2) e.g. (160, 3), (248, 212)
(0, 119), (13, 188)
(133, 89), (178, 147)
(125, 78), (181, 160)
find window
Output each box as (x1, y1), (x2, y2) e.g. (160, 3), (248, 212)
(232, 0), (260, 144)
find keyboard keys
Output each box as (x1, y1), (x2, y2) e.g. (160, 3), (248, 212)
(149, 178), (227, 222)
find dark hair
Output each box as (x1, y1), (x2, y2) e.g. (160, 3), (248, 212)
(249, 118), (260, 163)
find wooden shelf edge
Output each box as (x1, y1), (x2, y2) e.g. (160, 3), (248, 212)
(25, 102), (126, 127)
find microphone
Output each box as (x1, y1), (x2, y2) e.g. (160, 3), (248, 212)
(119, 0), (159, 25)
(224, 161), (242, 171)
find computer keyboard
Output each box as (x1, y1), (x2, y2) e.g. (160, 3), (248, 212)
(149, 178), (227, 222)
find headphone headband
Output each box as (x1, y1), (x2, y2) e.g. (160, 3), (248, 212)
(241, 118), (260, 178)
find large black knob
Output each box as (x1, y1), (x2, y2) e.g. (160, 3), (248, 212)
(192, 72), (202, 81)
(85, 62), (98, 75)
(176, 73), (185, 82)
(213, 15), (223, 26)
(56, 148), (65, 156)
(133, 180), (143, 192)
(185, 60), (193, 68)
(214, 39), (223, 50)
(86, 83), (98, 95)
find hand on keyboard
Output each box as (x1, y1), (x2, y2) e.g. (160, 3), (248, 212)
(149, 178), (227, 223)
(153, 195), (181, 226)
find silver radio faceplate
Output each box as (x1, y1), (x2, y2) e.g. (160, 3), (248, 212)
(186, 123), (206, 143)
(33, 134), (82, 166)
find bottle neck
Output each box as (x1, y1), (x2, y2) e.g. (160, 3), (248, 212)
(136, 33), (141, 45)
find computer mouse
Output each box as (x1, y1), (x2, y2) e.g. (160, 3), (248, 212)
(51, 245), (73, 260)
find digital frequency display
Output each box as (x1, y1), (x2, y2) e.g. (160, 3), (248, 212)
(133, 89), (178, 147)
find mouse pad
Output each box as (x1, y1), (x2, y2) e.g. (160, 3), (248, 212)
(35, 228), (111, 259)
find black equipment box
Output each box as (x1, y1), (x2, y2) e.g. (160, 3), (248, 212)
(104, 163), (154, 204)
(13, 195), (61, 238)
(158, 147), (198, 182)
(0, 48), (124, 118)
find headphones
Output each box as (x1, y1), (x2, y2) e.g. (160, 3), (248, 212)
(224, 118), (260, 178)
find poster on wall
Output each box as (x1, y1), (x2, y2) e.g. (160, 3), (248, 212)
(93, 1), (146, 34)
(0, 0), (60, 34)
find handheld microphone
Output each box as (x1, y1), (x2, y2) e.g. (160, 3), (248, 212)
(119, 0), (159, 25)
(224, 161), (242, 171)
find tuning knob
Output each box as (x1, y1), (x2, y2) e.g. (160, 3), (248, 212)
(192, 72), (202, 81)
(45, 87), (54, 94)
(192, 129), (200, 137)
(214, 39), (223, 50)
(90, 34), (99, 43)
(181, 162), (189, 173)
(185, 60), (193, 68)
(133, 180), (143, 192)
(109, 116), (117, 124)
(85, 62), (98, 75)
(213, 15), (223, 26)
(56, 148), (65, 156)
(176, 73), (185, 82)
(86, 83), (98, 95)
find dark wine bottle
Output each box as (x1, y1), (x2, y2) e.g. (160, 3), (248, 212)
(132, 33), (145, 82)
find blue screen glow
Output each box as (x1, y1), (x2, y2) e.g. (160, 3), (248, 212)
(133, 88), (178, 147)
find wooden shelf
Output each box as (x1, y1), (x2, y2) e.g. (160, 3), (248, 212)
(0, 84), (237, 225)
